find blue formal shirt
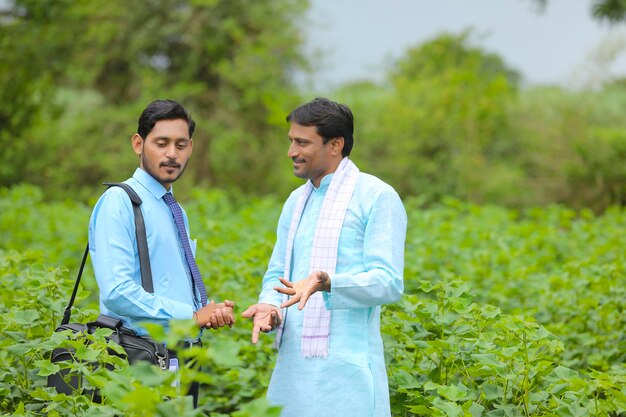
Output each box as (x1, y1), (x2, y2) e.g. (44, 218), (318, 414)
(259, 171), (407, 417)
(88, 168), (200, 336)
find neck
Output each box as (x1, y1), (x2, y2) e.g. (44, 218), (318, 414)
(313, 157), (344, 187)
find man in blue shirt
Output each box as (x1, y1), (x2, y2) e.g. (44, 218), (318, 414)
(242, 98), (407, 417)
(89, 99), (234, 406)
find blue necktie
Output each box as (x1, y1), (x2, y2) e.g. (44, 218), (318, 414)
(163, 192), (208, 306)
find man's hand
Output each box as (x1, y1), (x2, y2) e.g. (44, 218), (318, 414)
(274, 271), (331, 310)
(241, 303), (283, 344)
(194, 300), (235, 329)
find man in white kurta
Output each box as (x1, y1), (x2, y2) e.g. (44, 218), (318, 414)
(242, 98), (406, 417)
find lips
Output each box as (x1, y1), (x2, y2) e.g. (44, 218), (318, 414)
(161, 163), (181, 169)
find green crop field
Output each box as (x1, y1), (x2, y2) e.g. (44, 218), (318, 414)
(0, 185), (624, 416)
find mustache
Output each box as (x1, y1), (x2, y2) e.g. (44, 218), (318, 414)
(160, 160), (181, 168)
(292, 158), (305, 164)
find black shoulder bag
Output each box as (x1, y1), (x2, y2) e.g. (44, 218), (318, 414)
(47, 183), (169, 396)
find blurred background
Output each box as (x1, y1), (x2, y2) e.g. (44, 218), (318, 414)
(1, 4), (625, 413)
(1, 0), (625, 211)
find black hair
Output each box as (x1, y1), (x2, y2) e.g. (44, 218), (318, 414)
(286, 97), (354, 157)
(137, 99), (196, 139)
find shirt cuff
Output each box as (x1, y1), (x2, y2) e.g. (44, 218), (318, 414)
(258, 298), (283, 309)
(259, 288), (284, 308)
(322, 273), (337, 309)
(171, 301), (195, 321)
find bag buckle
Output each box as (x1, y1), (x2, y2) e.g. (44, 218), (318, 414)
(156, 352), (167, 370)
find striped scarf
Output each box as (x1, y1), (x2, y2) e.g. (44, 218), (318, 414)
(275, 157), (359, 357)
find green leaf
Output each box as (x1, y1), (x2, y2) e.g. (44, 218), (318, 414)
(438, 383), (468, 401)
(208, 339), (243, 367)
(6, 342), (32, 356)
(552, 365), (579, 379)
(14, 309), (41, 325)
(468, 402), (485, 417)
(231, 398), (283, 417)
(432, 397), (464, 417)
(471, 353), (504, 368)
(74, 344), (101, 362)
(34, 359), (61, 377)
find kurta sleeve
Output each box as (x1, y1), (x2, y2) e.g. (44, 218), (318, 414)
(90, 188), (194, 323)
(323, 189), (406, 310)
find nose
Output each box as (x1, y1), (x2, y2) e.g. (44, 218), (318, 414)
(165, 143), (178, 159)
(287, 141), (298, 159)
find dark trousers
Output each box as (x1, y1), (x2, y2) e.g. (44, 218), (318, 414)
(168, 339), (202, 408)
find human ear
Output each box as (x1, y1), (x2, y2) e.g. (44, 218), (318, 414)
(131, 133), (143, 156)
(331, 137), (344, 156)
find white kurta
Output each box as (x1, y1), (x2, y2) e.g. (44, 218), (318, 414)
(258, 172), (407, 417)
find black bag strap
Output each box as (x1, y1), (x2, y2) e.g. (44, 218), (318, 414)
(103, 182), (154, 295)
(91, 314), (123, 330)
(61, 243), (90, 325)
(60, 182), (154, 326)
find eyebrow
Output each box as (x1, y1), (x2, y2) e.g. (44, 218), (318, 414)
(153, 136), (190, 141)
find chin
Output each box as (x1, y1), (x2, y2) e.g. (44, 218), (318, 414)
(159, 175), (177, 184)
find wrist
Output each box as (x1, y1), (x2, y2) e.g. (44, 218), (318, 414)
(319, 271), (331, 292)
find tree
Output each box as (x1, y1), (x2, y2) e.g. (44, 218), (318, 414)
(533, 0), (626, 23)
(349, 31), (522, 204)
(0, 0), (309, 199)
(508, 85), (626, 210)
(0, 1), (69, 185)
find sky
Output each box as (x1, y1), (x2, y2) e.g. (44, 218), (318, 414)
(301, 0), (626, 91)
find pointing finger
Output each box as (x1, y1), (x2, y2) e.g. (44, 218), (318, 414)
(251, 323), (261, 344)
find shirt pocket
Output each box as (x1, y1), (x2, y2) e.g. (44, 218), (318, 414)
(330, 310), (369, 367)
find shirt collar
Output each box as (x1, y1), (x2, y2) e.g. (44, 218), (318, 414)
(313, 173), (334, 194)
(132, 168), (171, 200)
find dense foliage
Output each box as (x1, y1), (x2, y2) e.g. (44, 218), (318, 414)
(1, 1), (624, 414)
(1, 2), (625, 209)
(1, 185), (624, 416)
(0, 0), (308, 199)
(334, 32), (626, 211)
